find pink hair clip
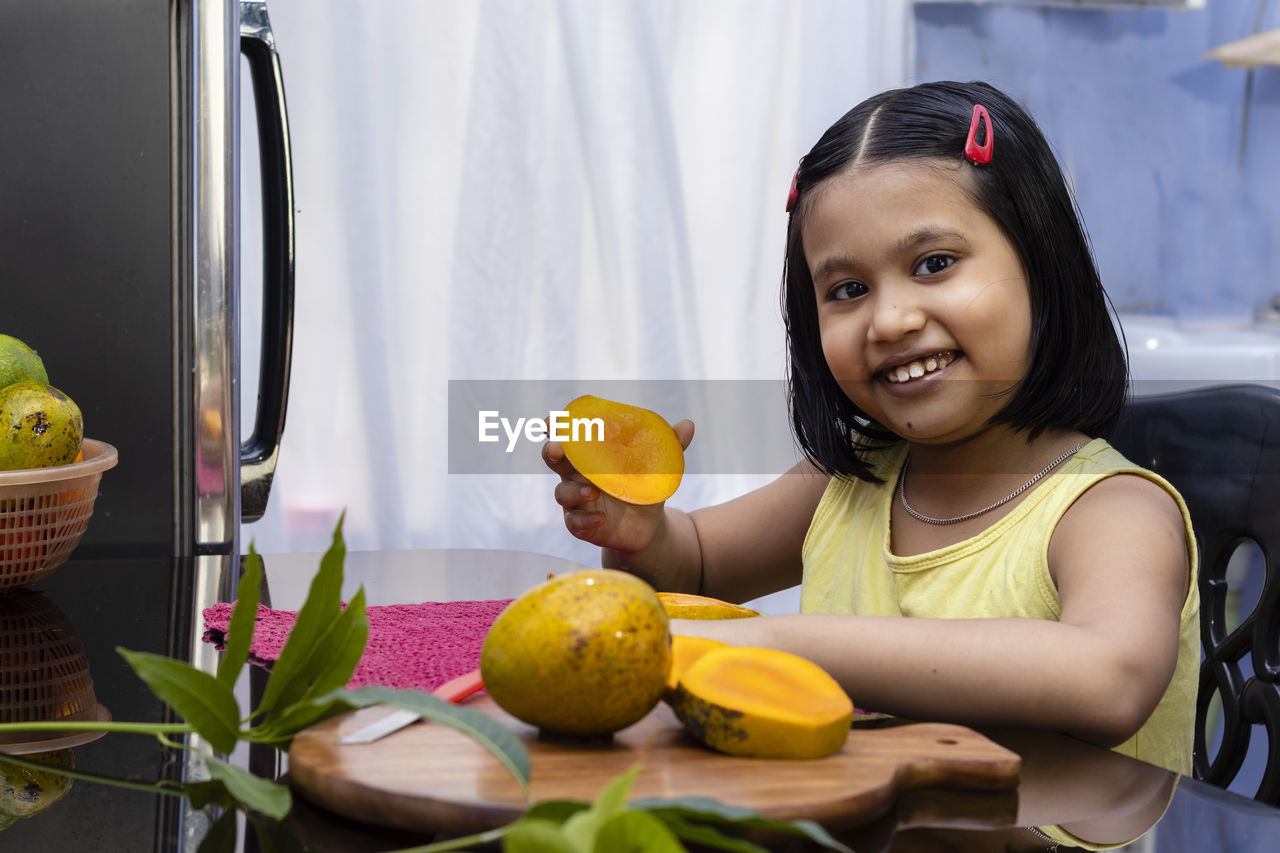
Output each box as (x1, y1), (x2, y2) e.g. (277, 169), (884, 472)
(964, 104), (993, 165)
(785, 163), (800, 213)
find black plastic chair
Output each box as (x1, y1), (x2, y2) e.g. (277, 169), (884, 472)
(1111, 383), (1280, 803)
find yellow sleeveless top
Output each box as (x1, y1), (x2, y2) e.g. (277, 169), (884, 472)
(800, 437), (1200, 779)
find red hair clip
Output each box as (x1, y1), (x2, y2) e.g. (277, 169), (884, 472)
(785, 163), (800, 213)
(964, 104), (993, 165)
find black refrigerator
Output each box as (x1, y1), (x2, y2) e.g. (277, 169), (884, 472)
(0, 0), (295, 560)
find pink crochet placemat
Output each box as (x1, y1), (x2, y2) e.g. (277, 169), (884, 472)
(201, 599), (513, 692)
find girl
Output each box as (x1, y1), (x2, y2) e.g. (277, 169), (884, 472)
(543, 81), (1198, 790)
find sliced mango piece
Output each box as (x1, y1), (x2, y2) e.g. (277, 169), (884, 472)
(666, 635), (726, 694)
(668, 646), (853, 760)
(658, 592), (760, 620)
(560, 395), (683, 505)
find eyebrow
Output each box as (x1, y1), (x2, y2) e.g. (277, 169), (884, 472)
(810, 226), (965, 284)
(897, 226), (964, 253)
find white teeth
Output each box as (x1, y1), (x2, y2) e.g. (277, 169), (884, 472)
(884, 352), (955, 384)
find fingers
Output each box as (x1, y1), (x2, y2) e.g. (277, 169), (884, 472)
(673, 419), (695, 451)
(553, 479), (600, 508)
(541, 439), (576, 476)
(564, 508), (606, 540)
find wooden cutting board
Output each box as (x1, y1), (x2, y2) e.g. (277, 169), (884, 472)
(288, 697), (1021, 837)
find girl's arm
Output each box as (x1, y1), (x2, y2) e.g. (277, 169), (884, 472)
(605, 459), (830, 602)
(674, 473), (1191, 747)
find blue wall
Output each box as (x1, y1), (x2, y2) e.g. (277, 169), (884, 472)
(914, 2), (1280, 325)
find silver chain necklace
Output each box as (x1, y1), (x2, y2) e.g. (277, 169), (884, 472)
(1026, 825), (1060, 851)
(898, 444), (1086, 526)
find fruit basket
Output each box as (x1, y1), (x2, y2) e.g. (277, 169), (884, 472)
(0, 439), (117, 591)
(0, 592), (101, 729)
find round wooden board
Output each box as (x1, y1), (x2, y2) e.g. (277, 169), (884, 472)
(288, 697), (1021, 837)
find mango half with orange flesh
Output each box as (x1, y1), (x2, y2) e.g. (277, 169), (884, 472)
(666, 635), (726, 694)
(658, 592), (760, 620)
(560, 395), (683, 506)
(667, 646), (853, 759)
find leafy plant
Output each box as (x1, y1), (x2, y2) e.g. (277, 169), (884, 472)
(400, 766), (853, 853)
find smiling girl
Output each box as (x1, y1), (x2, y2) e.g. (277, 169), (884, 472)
(544, 82), (1198, 797)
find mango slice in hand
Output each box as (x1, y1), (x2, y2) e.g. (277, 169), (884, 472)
(560, 395), (684, 506)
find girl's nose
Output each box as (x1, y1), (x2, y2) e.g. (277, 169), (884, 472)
(867, 291), (926, 343)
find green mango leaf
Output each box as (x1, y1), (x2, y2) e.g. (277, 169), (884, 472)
(631, 797), (852, 853)
(288, 585), (369, 704)
(649, 814), (769, 853)
(204, 753), (292, 820)
(523, 800), (590, 824)
(255, 585), (370, 740)
(563, 766), (639, 852)
(310, 686), (532, 796)
(185, 779), (234, 811)
(247, 587), (370, 745)
(503, 818), (582, 853)
(247, 694), (356, 749)
(217, 545), (264, 688)
(255, 515), (349, 716)
(593, 810), (686, 853)
(118, 648), (240, 754)
(196, 809), (238, 853)
(246, 813), (311, 853)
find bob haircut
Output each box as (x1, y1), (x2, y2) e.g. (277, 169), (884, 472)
(783, 80), (1127, 482)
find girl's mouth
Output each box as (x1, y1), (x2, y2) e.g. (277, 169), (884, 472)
(878, 351), (959, 385)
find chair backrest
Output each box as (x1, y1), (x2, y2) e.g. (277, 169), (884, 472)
(1110, 383), (1280, 803)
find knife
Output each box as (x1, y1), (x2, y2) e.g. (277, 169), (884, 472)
(336, 669), (484, 745)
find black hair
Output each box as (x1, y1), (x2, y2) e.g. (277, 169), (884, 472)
(783, 80), (1127, 482)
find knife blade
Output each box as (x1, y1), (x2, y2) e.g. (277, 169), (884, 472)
(336, 669), (484, 745)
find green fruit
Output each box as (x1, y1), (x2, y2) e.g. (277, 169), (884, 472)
(0, 749), (74, 826)
(480, 569), (671, 738)
(0, 382), (84, 470)
(0, 335), (49, 391)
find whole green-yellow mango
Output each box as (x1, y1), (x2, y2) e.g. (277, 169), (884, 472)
(0, 334), (49, 391)
(480, 569), (671, 738)
(0, 382), (84, 470)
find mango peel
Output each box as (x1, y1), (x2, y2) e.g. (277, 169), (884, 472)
(560, 395), (683, 506)
(0, 335), (48, 391)
(0, 749), (74, 826)
(657, 592), (761, 620)
(0, 382), (84, 471)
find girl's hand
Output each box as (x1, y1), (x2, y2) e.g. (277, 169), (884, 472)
(543, 419), (694, 553)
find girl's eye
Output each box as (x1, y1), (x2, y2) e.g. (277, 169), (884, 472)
(827, 280), (867, 302)
(914, 254), (954, 276)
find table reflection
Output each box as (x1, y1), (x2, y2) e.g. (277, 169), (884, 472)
(0, 591), (110, 832)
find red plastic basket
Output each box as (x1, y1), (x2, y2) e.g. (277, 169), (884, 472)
(0, 439), (118, 591)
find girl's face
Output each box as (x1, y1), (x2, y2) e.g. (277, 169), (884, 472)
(802, 160), (1032, 446)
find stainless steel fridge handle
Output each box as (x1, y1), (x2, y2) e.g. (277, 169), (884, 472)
(239, 0), (295, 523)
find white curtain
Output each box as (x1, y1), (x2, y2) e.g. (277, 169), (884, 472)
(240, 0), (914, 597)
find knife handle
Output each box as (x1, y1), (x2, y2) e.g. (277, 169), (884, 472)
(431, 669), (484, 704)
